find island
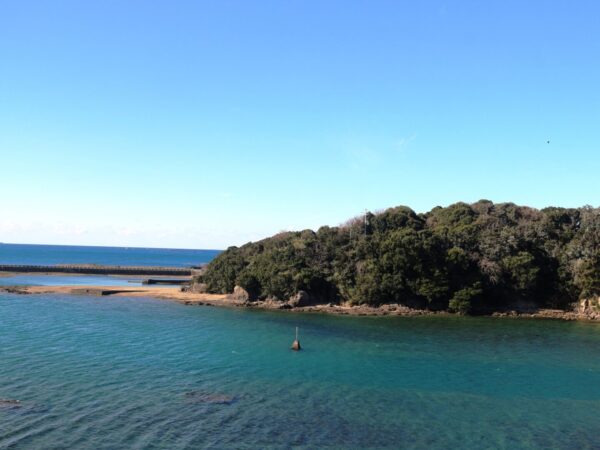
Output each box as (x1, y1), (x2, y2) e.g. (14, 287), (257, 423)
(191, 200), (600, 319)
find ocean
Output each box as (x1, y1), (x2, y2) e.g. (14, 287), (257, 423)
(1, 245), (600, 449)
(0, 243), (220, 267)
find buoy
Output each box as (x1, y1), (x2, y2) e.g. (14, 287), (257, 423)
(291, 326), (301, 351)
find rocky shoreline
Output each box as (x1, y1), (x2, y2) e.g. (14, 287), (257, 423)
(225, 298), (600, 321)
(2, 284), (599, 322)
(185, 283), (600, 321)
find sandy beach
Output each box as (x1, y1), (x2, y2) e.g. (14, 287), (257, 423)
(0, 285), (226, 303)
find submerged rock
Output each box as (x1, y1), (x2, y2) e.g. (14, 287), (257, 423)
(0, 287), (30, 295)
(184, 391), (238, 405)
(0, 399), (22, 408)
(0, 399), (49, 414)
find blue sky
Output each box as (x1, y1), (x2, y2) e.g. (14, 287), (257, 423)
(1, 1), (598, 249)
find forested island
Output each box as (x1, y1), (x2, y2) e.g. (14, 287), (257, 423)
(197, 201), (600, 317)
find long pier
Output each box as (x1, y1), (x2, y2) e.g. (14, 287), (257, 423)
(0, 264), (192, 276)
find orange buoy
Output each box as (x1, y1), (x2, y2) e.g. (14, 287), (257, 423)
(291, 326), (301, 351)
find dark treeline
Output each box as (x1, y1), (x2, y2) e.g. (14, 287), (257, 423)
(199, 201), (600, 313)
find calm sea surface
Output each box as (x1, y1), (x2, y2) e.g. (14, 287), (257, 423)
(2, 295), (600, 449)
(0, 243), (220, 267)
(1, 245), (600, 449)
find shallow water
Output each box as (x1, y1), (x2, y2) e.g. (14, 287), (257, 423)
(1, 293), (599, 449)
(0, 274), (146, 287)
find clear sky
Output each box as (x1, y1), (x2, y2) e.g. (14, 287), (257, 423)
(1, 1), (598, 249)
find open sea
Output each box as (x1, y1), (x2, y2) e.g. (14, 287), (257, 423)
(1, 245), (600, 449)
(0, 243), (220, 267)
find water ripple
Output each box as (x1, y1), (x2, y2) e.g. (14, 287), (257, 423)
(2, 293), (600, 449)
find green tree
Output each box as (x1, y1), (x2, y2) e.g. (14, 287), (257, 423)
(449, 283), (483, 314)
(198, 202), (600, 314)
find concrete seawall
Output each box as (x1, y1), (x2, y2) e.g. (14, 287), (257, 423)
(0, 264), (192, 276)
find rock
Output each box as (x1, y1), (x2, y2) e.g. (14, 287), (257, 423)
(577, 296), (600, 320)
(262, 298), (286, 309)
(188, 283), (208, 293)
(232, 286), (250, 302)
(287, 290), (314, 308)
(1, 287), (30, 295)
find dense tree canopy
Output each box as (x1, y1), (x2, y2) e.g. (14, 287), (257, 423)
(199, 201), (600, 313)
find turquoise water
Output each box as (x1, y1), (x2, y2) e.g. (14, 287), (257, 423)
(0, 274), (147, 287)
(0, 243), (220, 267)
(1, 293), (600, 449)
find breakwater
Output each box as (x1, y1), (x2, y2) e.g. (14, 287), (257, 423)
(0, 264), (192, 276)
(142, 278), (190, 285)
